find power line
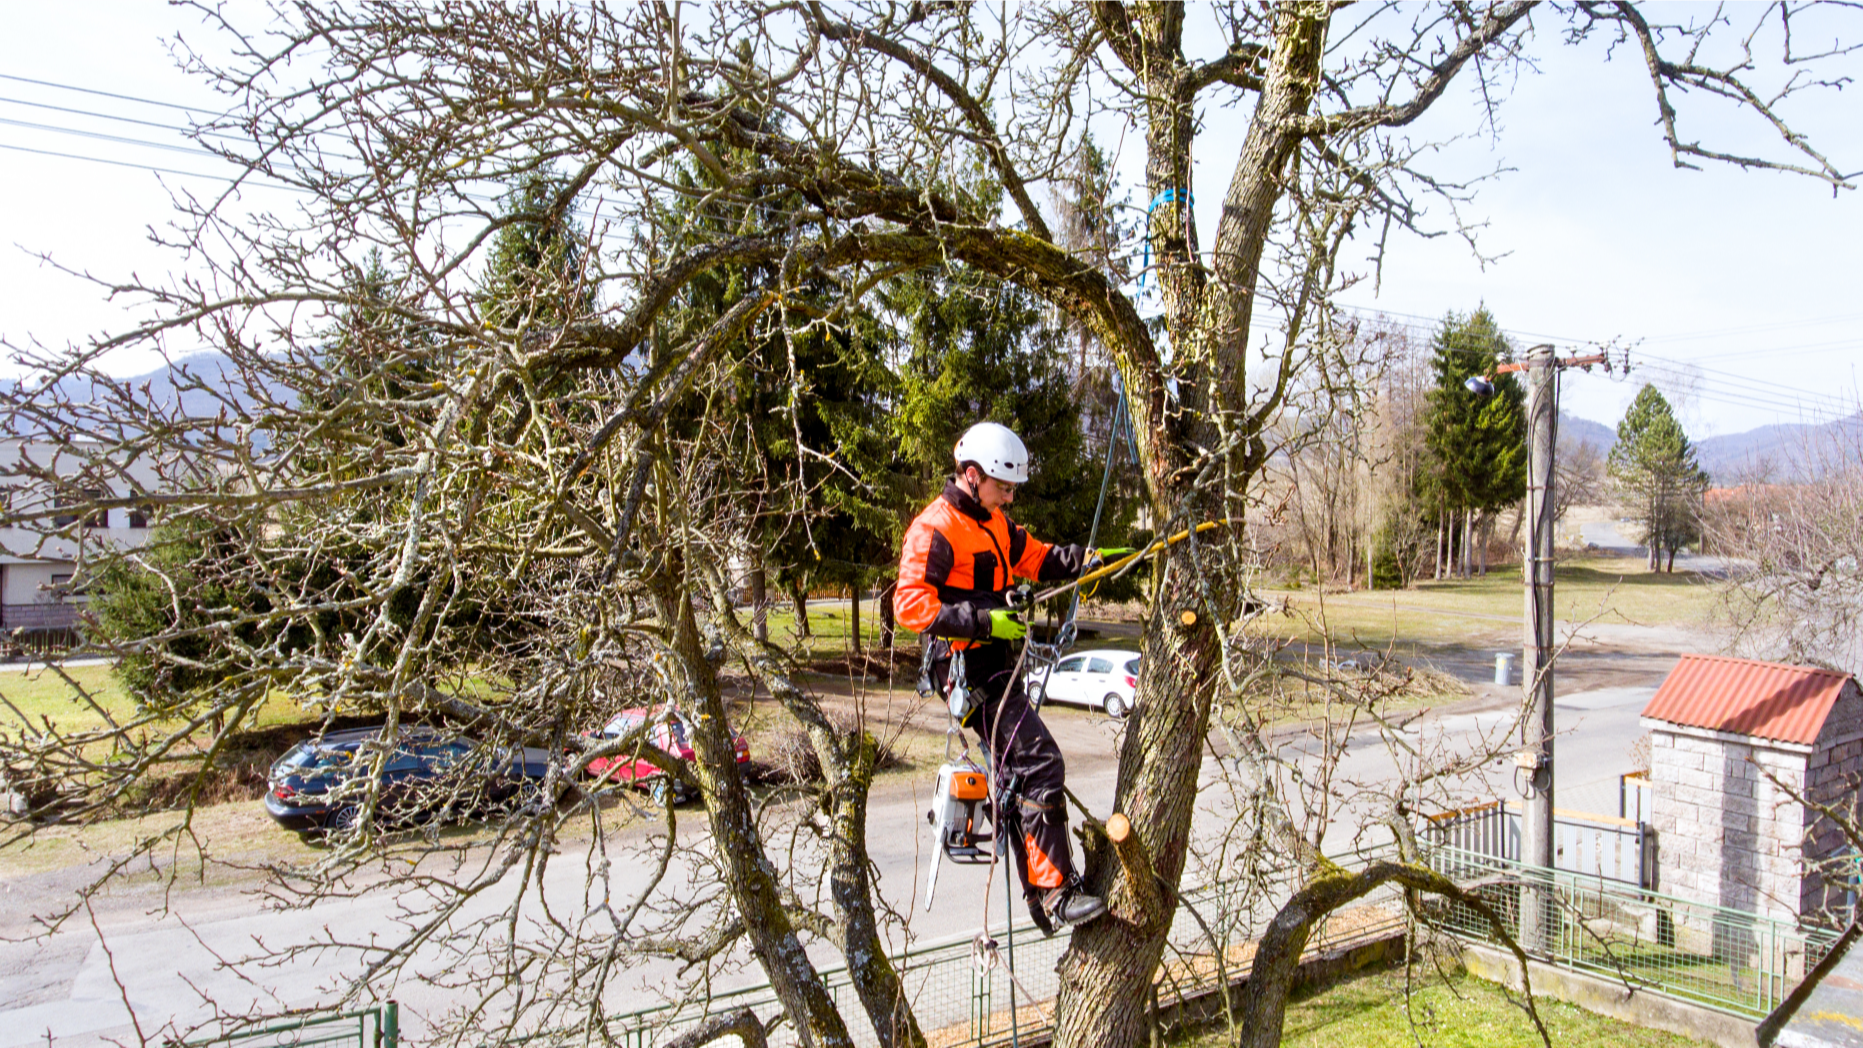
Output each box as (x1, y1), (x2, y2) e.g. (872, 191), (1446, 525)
(0, 115), (212, 156)
(1637, 312), (1863, 346)
(1631, 359), (1858, 423)
(1328, 302), (1863, 428)
(0, 72), (221, 116)
(1676, 336), (1860, 364)
(0, 93), (214, 135)
(1633, 347), (1859, 411)
(0, 71), (896, 236)
(0, 139), (301, 189)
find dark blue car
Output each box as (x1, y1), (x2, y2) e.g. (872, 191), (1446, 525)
(264, 725), (554, 835)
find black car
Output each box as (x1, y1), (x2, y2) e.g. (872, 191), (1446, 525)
(264, 725), (554, 834)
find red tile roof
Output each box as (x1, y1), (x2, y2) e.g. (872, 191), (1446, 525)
(1641, 654), (1855, 746)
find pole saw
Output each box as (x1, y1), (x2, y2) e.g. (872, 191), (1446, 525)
(1021, 519), (1232, 608)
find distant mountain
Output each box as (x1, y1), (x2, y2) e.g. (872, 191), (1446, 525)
(1558, 413), (1616, 456)
(1694, 414), (1863, 483)
(1553, 412), (1862, 483)
(4, 351), (283, 430)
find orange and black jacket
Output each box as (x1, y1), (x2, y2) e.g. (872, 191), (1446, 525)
(895, 482), (1089, 648)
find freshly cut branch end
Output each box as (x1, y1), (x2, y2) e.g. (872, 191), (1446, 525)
(1105, 812), (1164, 926)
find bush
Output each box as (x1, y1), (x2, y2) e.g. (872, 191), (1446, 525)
(753, 713), (909, 786)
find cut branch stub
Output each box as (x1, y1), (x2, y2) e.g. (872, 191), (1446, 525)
(1106, 812), (1165, 928)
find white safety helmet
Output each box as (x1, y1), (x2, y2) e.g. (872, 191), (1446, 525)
(953, 422), (1029, 484)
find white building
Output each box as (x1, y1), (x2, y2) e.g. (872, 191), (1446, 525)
(0, 438), (158, 635)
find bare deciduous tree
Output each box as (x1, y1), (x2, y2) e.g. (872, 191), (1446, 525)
(1, 4), (1854, 1047)
(1711, 416), (1863, 676)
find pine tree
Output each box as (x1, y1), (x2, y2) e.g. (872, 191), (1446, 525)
(479, 172), (587, 331)
(888, 268), (1117, 549)
(1608, 384), (1709, 571)
(651, 134), (905, 648)
(1420, 308), (1527, 576)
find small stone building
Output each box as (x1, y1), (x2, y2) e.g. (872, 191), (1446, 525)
(1640, 654), (1863, 925)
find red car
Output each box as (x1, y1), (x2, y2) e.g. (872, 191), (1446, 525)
(579, 707), (749, 804)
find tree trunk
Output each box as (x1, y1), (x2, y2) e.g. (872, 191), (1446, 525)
(790, 577), (811, 639)
(1464, 508), (1475, 578)
(1479, 512), (1490, 577)
(1436, 509), (1446, 580)
(749, 558), (769, 645)
(876, 577), (897, 650)
(1054, 540), (1222, 1048)
(848, 582), (863, 653)
(718, 604), (926, 1048)
(675, 594), (854, 1048)
(823, 731), (923, 1048)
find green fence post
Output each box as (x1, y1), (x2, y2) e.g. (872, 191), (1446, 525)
(384, 1001), (399, 1048)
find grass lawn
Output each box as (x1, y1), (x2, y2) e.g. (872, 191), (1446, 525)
(0, 661), (315, 735)
(1184, 966), (1707, 1048)
(0, 662), (136, 733)
(1269, 553), (1723, 648)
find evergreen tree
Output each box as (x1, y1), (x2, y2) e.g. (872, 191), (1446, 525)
(480, 172), (587, 331)
(88, 515), (252, 725)
(889, 268), (1116, 548)
(1608, 384), (1709, 572)
(651, 137), (905, 647)
(1420, 308), (1527, 576)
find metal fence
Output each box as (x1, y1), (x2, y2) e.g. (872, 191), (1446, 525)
(186, 1003), (399, 1048)
(1419, 845), (1838, 1019)
(1419, 799), (1651, 889)
(552, 861), (1407, 1048)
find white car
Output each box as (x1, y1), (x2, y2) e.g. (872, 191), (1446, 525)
(1027, 648), (1141, 718)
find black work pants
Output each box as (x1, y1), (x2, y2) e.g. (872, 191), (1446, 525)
(931, 639), (1075, 895)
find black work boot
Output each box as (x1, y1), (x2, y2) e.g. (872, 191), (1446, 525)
(1042, 879), (1107, 930)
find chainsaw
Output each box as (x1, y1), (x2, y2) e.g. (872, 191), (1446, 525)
(923, 757), (994, 911)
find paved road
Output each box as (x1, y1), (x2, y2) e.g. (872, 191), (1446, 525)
(1580, 518), (1736, 577)
(0, 626), (1684, 1046)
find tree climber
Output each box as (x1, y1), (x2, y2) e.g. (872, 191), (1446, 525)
(896, 422), (1127, 933)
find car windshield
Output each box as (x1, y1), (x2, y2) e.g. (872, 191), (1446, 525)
(418, 741), (473, 764)
(283, 745), (360, 780)
(276, 745), (321, 770)
(663, 719), (690, 747)
(1055, 657), (1085, 673)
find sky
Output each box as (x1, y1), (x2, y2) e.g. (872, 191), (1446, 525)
(1, 3), (1859, 439)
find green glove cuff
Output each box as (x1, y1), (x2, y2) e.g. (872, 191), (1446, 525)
(988, 608), (1027, 641)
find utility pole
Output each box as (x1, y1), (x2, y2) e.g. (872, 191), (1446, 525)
(1519, 345), (1558, 951)
(1471, 345), (1607, 952)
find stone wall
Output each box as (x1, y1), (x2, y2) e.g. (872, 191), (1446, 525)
(1649, 727), (1808, 923)
(1800, 685), (1863, 919)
